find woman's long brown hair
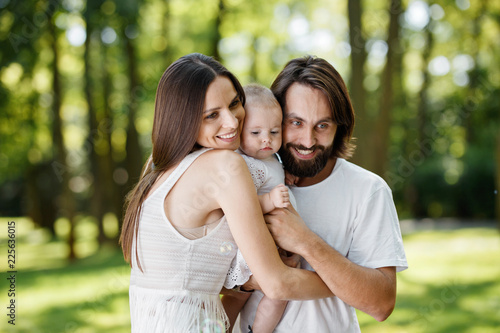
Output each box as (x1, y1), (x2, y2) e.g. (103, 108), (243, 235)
(119, 53), (245, 270)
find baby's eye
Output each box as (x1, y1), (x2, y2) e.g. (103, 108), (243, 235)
(251, 131), (260, 135)
(271, 130), (280, 135)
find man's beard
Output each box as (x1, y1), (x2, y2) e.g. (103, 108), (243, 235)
(279, 143), (334, 178)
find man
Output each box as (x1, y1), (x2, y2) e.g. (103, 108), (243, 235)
(239, 56), (408, 332)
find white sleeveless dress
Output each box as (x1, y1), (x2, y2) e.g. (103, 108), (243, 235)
(129, 148), (237, 332)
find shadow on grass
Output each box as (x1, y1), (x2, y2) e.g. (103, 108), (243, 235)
(362, 276), (500, 332)
(7, 249), (131, 333)
(12, 291), (130, 333)
(18, 246), (128, 281)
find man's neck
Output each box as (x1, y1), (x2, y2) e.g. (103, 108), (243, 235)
(295, 157), (337, 187)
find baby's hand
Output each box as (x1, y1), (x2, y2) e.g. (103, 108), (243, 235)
(270, 184), (290, 209)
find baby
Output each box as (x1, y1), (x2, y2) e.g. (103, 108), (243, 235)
(222, 84), (297, 333)
(239, 83), (292, 213)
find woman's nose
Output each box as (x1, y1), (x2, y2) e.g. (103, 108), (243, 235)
(221, 110), (238, 129)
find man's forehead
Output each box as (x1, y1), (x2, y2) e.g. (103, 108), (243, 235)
(284, 109), (334, 122)
(284, 84), (331, 111)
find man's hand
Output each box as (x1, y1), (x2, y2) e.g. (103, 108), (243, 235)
(267, 205), (397, 321)
(264, 205), (314, 254)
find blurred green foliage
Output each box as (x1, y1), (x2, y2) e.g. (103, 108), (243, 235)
(0, 0), (499, 243)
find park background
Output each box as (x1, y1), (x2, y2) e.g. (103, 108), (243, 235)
(0, 0), (499, 332)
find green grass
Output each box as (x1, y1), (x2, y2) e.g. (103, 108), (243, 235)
(1, 218), (130, 333)
(357, 228), (500, 332)
(1, 218), (499, 332)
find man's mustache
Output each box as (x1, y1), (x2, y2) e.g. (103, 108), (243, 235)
(285, 143), (326, 152)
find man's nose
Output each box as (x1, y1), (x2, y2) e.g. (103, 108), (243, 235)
(300, 128), (316, 148)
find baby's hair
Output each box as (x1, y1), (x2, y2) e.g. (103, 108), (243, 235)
(243, 83), (281, 111)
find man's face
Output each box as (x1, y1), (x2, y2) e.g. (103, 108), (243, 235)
(279, 83), (337, 178)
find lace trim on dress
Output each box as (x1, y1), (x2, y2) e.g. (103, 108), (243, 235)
(224, 249), (252, 289)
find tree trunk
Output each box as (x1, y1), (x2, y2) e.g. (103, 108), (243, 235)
(84, 5), (109, 245)
(26, 162), (58, 237)
(372, 0), (403, 178)
(212, 0), (225, 60)
(416, 23), (434, 155)
(406, 22), (434, 218)
(162, 0), (173, 67)
(124, 35), (144, 216)
(48, 13), (77, 260)
(464, 0), (486, 144)
(348, 0), (370, 169)
(25, 95), (58, 237)
(250, 36), (259, 82)
(100, 49), (119, 229)
(496, 133), (500, 229)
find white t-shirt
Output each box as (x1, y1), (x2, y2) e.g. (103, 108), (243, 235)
(239, 158), (408, 332)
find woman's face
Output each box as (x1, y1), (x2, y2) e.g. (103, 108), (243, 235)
(196, 76), (245, 150)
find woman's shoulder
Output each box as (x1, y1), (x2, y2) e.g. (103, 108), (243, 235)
(198, 149), (245, 164)
(193, 149), (247, 174)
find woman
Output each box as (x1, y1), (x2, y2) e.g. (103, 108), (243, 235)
(120, 53), (331, 332)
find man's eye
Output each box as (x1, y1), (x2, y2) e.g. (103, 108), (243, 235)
(317, 123), (328, 129)
(292, 121), (301, 126)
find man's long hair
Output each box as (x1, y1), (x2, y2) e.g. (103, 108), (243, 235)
(271, 55), (356, 159)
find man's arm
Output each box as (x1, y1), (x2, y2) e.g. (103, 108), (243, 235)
(265, 206), (396, 321)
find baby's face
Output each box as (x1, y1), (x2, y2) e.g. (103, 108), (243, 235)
(240, 104), (282, 159)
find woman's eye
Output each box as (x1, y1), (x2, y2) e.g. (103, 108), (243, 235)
(206, 112), (218, 119)
(230, 99), (241, 108)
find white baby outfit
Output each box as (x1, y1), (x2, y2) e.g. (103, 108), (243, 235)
(128, 148), (237, 333)
(224, 151), (293, 289)
(238, 151), (287, 196)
